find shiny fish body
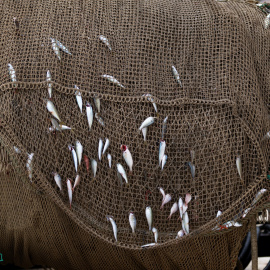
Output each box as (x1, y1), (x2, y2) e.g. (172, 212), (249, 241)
(158, 187), (166, 202)
(99, 35), (112, 51)
(26, 153), (34, 181)
(185, 193), (192, 205)
(159, 140), (166, 166)
(67, 179), (73, 208)
(145, 206), (153, 231)
(129, 212), (136, 233)
(68, 144), (78, 172)
(161, 116), (168, 140)
(91, 159), (97, 178)
(252, 189), (267, 206)
(47, 70), (52, 98)
(86, 102), (93, 130)
(56, 39), (72, 55)
(95, 113), (105, 127)
(46, 100), (61, 122)
(172, 66), (182, 87)
(117, 163), (128, 183)
(178, 197), (183, 219)
(160, 193), (171, 209)
(142, 94), (157, 113)
(94, 96), (101, 113)
(59, 124), (72, 130)
(53, 172), (62, 191)
(98, 138), (103, 161)
(103, 138), (110, 155)
(101, 74), (125, 88)
(168, 202), (178, 220)
(236, 155), (242, 182)
(75, 140), (83, 166)
(182, 212), (189, 234)
(216, 210), (222, 217)
(51, 38), (61, 60)
(139, 117), (155, 130)
(176, 230), (184, 239)
(265, 14), (270, 29)
(152, 227), (158, 243)
(142, 127), (147, 141)
(8, 64), (17, 86)
(75, 87), (83, 113)
(121, 145), (133, 172)
(51, 118), (61, 131)
(161, 155), (167, 170)
(72, 174), (81, 191)
(141, 243), (156, 248)
(107, 153), (112, 168)
(106, 215), (117, 242)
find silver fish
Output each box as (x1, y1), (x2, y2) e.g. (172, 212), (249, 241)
(106, 215), (117, 242)
(121, 145), (133, 172)
(176, 230), (184, 239)
(68, 144), (78, 172)
(145, 206), (153, 231)
(182, 212), (189, 234)
(56, 39), (72, 55)
(161, 116), (168, 140)
(52, 172), (62, 191)
(139, 117), (155, 130)
(161, 155), (167, 171)
(142, 127), (147, 141)
(72, 174), (81, 191)
(242, 208), (251, 218)
(67, 178), (73, 208)
(141, 243), (157, 248)
(26, 153), (34, 181)
(51, 118), (61, 131)
(91, 159), (97, 178)
(236, 155), (243, 183)
(98, 35), (112, 51)
(13, 146), (21, 154)
(168, 202), (178, 220)
(98, 138), (103, 161)
(178, 197), (183, 220)
(251, 189), (267, 206)
(116, 163), (128, 184)
(158, 187), (166, 202)
(75, 86), (83, 113)
(46, 100), (61, 122)
(107, 153), (112, 168)
(160, 194), (171, 209)
(8, 63), (17, 86)
(172, 66), (182, 87)
(103, 138), (110, 155)
(59, 124), (73, 131)
(86, 102), (93, 130)
(186, 162), (195, 179)
(216, 210), (222, 217)
(75, 140), (83, 166)
(142, 94), (157, 113)
(265, 14), (270, 29)
(95, 113), (105, 127)
(152, 227), (158, 243)
(47, 70), (52, 98)
(101, 75), (125, 88)
(94, 96), (101, 113)
(159, 140), (166, 166)
(129, 212), (136, 233)
(51, 38), (61, 60)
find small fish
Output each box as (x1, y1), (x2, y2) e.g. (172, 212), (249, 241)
(68, 144), (78, 172)
(236, 155), (243, 183)
(101, 75), (125, 88)
(56, 39), (72, 55)
(103, 138), (110, 155)
(161, 155), (167, 171)
(152, 227), (158, 243)
(52, 172), (62, 191)
(99, 35), (112, 51)
(51, 118), (61, 131)
(13, 146), (21, 154)
(142, 94), (158, 113)
(107, 153), (112, 168)
(176, 230), (184, 239)
(95, 113), (105, 127)
(51, 38), (61, 60)
(141, 243), (157, 248)
(265, 13), (270, 29)
(91, 159), (97, 178)
(59, 123), (73, 131)
(182, 212), (189, 234)
(161, 116), (168, 140)
(145, 206), (153, 231)
(178, 197), (183, 220)
(158, 187), (166, 202)
(26, 153), (34, 181)
(67, 178), (73, 208)
(242, 208), (251, 218)
(251, 189), (267, 206)
(72, 174), (81, 192)
(83, 154), (90, 172)
(172, 66), (182, 87)
(46, 100), (61, 122)
(186, 162), (195, 179)
(47, 70), (52, 98)
(98, 138), (103, 161)
(8, 64), (17, 86)
(116, 163), (128, 183)
(190, 149), (195, 163)
(160, 194), (171, 209)
(139, 117), (155, 130)
(86, 102), (93, 130)
(75, 86), (83, 113)
(129, 212), (136, 233)
(94, 96), (101, 113)
(75, 140), (83, 166)
(142, 127), (147, 141)
(168, 202), (178, 220)
(106, 215), (117, 242)
(216, 210), (222, 217)
(121, 145), (133, 172)
(185, 193), (192, 205)
(159, 140), (166, 166)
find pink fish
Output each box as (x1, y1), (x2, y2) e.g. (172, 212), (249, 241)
(160, 194), (171, 209)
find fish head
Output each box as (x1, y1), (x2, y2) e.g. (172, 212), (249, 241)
(120, 145), (127, 152)
(85, 101), (91, 107)
(106, 215), (113, 221)
(152, 227), (157, 234)
(68, 144), (74, 151)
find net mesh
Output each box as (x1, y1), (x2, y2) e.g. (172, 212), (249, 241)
(0, 0), (269, 269)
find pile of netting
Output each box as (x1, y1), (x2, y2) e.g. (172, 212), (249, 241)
(0, 0), (270, 269)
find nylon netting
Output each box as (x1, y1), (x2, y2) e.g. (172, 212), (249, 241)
(0, 0), (270, 269)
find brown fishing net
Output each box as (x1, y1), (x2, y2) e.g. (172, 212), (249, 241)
(0, 0), (270, 269)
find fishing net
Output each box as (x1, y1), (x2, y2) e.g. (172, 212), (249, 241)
(0, 0), (269, 269)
